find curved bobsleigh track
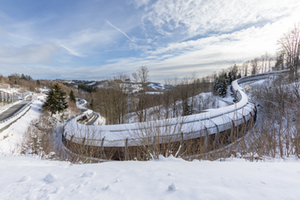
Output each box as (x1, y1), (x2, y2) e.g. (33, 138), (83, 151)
(63, 71), (288, 160)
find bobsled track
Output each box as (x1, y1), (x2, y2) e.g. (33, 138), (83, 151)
(63, 70), (288, 161)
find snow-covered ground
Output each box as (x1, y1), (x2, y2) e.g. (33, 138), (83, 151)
(127, 92), (220, 123)
(0, 155), (299, 200)
(1, 79), (300, 200)
(0, 100), (43, 155)
(0, 100), (23, 115)
(0, 87), (20, 94)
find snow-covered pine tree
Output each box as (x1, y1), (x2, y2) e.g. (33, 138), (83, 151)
(213, 73), (227, 97)
(43, 83), (68, 116)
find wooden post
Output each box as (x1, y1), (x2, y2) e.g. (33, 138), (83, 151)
(204, 127), (209, 150)
(180, 132), (184, 155)
(125, 138), (129, 161)
(153, 136), (156, 158)
(214, 125), (219, 150)
(230, 120), (235, 143)
(249, 112), (253, 129)
(254, 105), (257, 122)
(100, 137), (106, 159)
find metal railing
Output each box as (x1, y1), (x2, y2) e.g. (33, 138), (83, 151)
(0, 102), (32, 132)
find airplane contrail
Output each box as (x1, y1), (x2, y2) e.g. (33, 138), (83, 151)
(106, 20), (133, 42)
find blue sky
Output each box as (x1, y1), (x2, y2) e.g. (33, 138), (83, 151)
(0, 0), (300, 82)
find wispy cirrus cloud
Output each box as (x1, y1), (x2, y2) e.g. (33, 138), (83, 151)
(144, 0), (300, 37)
(1, 0), (300, 82)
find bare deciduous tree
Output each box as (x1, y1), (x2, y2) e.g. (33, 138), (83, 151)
(277, 23), (300, 81)
(132, 66), (150, 122)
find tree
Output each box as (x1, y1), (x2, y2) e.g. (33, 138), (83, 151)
(251, 58), (259, 75)
(278, 23), (300, 81)
(92, 74), (129, 125)
(274, 52), (285, 71)
(213, 71), (228, 97)
(132, 66), (150, 122)
(243, 61), (249, 77)
(43, 83), (68, 116)
(69, 90), (76, 103)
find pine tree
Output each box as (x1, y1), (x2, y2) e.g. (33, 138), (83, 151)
(69, 90), (76, 103)
(43, 83), (68, 116)
(213, 75), (227, 97)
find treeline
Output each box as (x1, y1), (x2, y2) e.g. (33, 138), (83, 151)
(212, 53), (276, 97)
(0, 73), (39, 92)
(91, 67), (215, 125)
(78, 83), (96, 93)
(213, 23), (300, 97)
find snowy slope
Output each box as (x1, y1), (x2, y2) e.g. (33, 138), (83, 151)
(0, 155), (299, 200)
(0, 100), (43, 155)
(1, 74), (300, 200)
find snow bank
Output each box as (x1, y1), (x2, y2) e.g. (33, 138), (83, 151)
(0, 101), (43, 155)
(0, 155), (299, 200)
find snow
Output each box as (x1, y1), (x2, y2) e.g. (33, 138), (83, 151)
(0, 100), (23, 115)
(64, 86), (251, 146)
(0, 100), (43, 155)
(145, 91), (163, 95)
(0, 70), (300, 199)
(44, 173), (58, 184)
(76, 98), (88, 110)
(86, 82), (96, 86)
(168, 182), (178, 191)
(0, 155), (299, 200)
(38, 88), (50, 93)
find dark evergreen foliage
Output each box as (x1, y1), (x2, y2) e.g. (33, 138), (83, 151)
(69, 90), (76, 103)
(213, 65), (239, 97)
(43, 83), (68, 116)
(78, 83), (96, 93)
(213, 76), (227, 97)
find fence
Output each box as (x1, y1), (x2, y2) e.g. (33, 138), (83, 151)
(63, 71), (287, 160)
(0, 103), (32, 131)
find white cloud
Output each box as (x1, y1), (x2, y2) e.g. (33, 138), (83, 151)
(129, 0), (150, 8)
(1, 0), (300, 82)
(56, 28), (118, 57)
(0, 44), (58, 64)
(145, 0), (300, 37)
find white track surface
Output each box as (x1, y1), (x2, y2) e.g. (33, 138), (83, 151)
(64, 72), (289, 147)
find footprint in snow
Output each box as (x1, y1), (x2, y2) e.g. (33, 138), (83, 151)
(115, 179), (122, 183)
(81, 171), (96, 178)
(77, 184), (84, 189)
(45, 195), (52, 200)
(44, 173), (58, 183)
(103, 184), (112, 190)
(54, 186), (65, 194)
(19, 176), (31, 182)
